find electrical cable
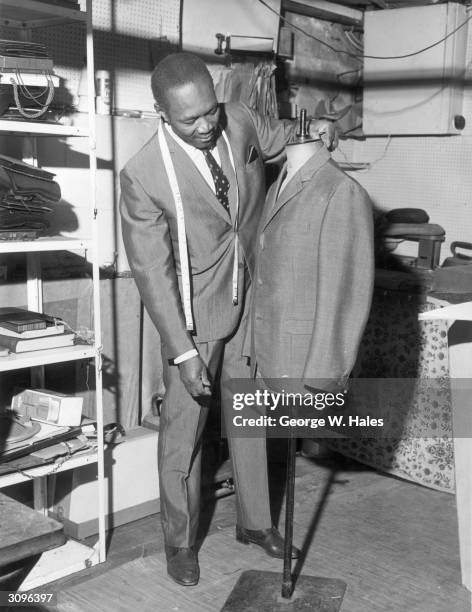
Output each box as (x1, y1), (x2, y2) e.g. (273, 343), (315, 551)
(10, 70), (54, 119)
(256, 0), (472, 61)
(367, 134), (392, 167)
(344, 29), (364, 52)
(336, 68), (362, 80)
(335, 135), (392, 172)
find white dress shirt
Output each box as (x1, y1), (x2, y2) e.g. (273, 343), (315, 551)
(164, 122), (222, 193)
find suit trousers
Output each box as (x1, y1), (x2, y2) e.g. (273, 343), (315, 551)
(158, 310), (272, 548)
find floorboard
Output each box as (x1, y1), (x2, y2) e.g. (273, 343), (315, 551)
(29, 453), (471, 612)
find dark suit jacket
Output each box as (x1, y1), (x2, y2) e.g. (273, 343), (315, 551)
(250, 145), (375, 392)
(119, 103), (295, 359)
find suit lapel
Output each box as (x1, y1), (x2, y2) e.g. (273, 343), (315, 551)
(262, 162), (288, 229)
(262, 164), (305, 231)
(217, 135), (238, 226)
(263, 146), (331, 230)
(164, 126), (232, 225)
(270, 173), (303, 218)
(221, 109), (255, 227)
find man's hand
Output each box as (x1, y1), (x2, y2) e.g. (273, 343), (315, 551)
(178, 355), (212, 399)
(309, 119), (339, 152)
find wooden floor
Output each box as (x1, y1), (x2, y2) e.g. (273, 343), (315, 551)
(28, 450), (471, 612)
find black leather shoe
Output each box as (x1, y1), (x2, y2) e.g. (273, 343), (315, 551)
(235, 526), (300, 559)
(165, 546), (199, 586)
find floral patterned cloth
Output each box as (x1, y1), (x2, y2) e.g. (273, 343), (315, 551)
(327, 290), (455, 493)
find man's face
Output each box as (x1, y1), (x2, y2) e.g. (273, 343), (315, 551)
(159, 78), (220, 149)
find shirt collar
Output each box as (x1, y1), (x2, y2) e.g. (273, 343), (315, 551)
(164, 121), (218, 158)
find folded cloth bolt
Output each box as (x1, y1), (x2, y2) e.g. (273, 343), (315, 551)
(0, 154), (61, 237)
(0, 155), (61, 201)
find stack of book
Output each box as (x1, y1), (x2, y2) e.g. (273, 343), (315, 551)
(0, 307), (75, 354)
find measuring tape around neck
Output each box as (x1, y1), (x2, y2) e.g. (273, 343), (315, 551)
(221, 130), (239, 306)
(157, 120), (241, 332)
(158, 120), (194, 331)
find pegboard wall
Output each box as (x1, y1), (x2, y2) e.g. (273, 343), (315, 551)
(333, 19), (472, 262)
(1, 0), (181, 112)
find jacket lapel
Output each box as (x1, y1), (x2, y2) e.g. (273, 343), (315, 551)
(262, 162), (288, 229)
(164, 127), (232, 225)
(263, 146), (331, 230)
(217, 135), (238, 226)
(221, 110), (255, 228)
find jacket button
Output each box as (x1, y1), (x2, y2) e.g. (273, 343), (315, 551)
(257, 278), (263, 285)
(259, 234), (265, 250)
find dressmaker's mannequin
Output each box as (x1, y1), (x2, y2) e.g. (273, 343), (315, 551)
(280, 137), (324, 195)
(251, 110), (375, 602)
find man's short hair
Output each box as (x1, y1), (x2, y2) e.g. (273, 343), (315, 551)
(151, 53), (213, 110)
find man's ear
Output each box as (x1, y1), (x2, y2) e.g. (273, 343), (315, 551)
(154, 102), (169, 123)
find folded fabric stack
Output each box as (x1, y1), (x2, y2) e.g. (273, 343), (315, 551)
(0, 154), (61, 239)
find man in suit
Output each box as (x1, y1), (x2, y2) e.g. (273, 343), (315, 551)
(250, 134), (374, 392)
(119, 53), (334, 587)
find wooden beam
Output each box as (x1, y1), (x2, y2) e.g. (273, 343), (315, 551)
(331, 0), (372, 4)
(283, 0), (364, 26)
(333, 0), (380, 6)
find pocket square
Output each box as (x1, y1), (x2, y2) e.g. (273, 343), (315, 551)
(247, 145), (259, 164)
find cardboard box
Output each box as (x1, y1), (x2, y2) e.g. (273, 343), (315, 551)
(50, 426), (160, 539)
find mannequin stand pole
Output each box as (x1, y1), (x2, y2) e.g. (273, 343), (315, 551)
(221, 425), (347, 611)
(282, 431), (297, 598)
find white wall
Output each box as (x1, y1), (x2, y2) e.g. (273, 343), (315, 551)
(333, 18), (472, 263)
(37, 114), (158, 270)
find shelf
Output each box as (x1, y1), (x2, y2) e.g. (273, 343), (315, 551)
(0, 236), (91, 254)
(0, 344), (97, 372)
(0, 119), (88, 136)
(0, 448), (98, 487)
(0, 0), (86, 28)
